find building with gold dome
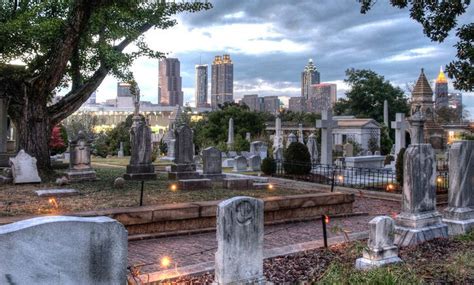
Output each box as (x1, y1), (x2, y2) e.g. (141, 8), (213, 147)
(434, 66), (449, 110)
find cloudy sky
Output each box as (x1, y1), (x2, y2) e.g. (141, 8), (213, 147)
(96, 0), (474, 117)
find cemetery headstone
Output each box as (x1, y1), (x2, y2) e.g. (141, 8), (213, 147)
(233, 156), (247, 172)
(307, 133), (318, 163)
(117, 142), (124, 158)
(66, 131), (97, 182)
(250, 141), (268, 160)
(273, 115), (283, 151)
(245, 132), (251, 142)
(169, 124), (199, 179)
(202, 147), (223, 179)
(124, 93), (156, 180)
(286, 133), (297, 148)
(0, 216), (127, 285)
(356, 216), (401, 269)
(316, 109), (337, 165)
(227, 151), (238, 158)
(9, 150), (41, 184)
(443, 140), (474, 235)
(395, 110), (448, 246)
(298, 123), (304, 143)
(248, 155), (261, 171)
(215, 197), (265, 284)
(343, 143), (353, 157)
(227, 118), (234, 150)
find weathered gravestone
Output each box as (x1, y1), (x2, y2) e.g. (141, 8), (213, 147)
(250, 141), (268, 160)
(233, 156), (247, 172)
(9, 150), (41, 184)
(356, 216), (401, 270)
(117, 141), (124, 158)
(227, 118), (234, 150)
(286, 133), (297, 148)
(202, 147), (224, 180)
(395, 110), (448, 246)
(215, 197), (265, 284)
(343, 142), (354, 157)
(443, 140), (474, 235)
(248, 155), (261, 171)
(66, 131), (97, 182)
(169, 125), (199, 179)
(0, 216), (127, 285)
(307, 133), (318, 163)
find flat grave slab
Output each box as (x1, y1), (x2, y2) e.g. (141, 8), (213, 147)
(35, 189), (79, 197)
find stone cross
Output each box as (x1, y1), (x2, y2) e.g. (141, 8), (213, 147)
(395, 113), (448, 246)
(316, 109), (337, 165)
(286, 133), (297, 148)
(0, 98), (7, 153)
(298, 123), (304, 143)
(443, 140), (474, 235)
(0, 216), (127, 284)
(306, 133), (318, 163)
(356, 216), (401, 269)
(215, 197), (265, 285)
(383, 100), (389, 127)
(391, 113), (408, 157)
(227, 118), (234, 150)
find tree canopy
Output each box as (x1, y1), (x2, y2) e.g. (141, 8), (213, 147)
(0, 0), (212, 171)
(334, 68), (410, 124)
(358, 0), (473, 91)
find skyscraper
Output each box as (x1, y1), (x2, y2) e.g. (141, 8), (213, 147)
(158, 58), (183, 106)
(434, 66), (449, 110)
(301, 59), (320, 99)
(195, 64), (209, 108)
(308, 83), (337, 113)
(211, 54), (233, 109)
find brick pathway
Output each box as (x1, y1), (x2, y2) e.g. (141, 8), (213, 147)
(128, 197), (400, 274)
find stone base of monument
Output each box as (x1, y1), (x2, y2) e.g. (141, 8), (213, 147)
(124, 164), (157, 180)
(212, 277), (267, 285)
(201, 173), (226, 181)
(443, 207), (474, 235)
(168, 163), (200, 180)
(355, 246), (402, 270)
(395, 212), (448, 246)
(65, 169), (97, 182)
(222, 178), (252, 189)
(178, 179), (212, 190)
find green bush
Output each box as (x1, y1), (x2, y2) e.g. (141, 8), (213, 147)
(384, 155), (395, 165)
(92, 132), (109, 158)
(283, 142), (311, 175)
(261, 157), (276, 175)
(396, 148), (406, 185)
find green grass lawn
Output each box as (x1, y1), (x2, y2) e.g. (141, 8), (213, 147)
(0, 166), (314, 217)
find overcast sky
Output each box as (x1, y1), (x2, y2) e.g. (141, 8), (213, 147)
(95, 0), (473, 117)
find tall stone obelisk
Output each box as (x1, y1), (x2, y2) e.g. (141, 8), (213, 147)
(227, 118), (234, 150)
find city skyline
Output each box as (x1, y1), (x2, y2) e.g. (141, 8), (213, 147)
(91, 0), (473, 116)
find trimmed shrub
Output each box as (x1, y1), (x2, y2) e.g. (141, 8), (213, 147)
(261, 157), (276, 175)
(396, 148), (406, 185)
(384, 155), (395, 165)
(283, 142), (311, 175)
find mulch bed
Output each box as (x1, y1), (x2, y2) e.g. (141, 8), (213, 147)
(157, 234), (474, 284)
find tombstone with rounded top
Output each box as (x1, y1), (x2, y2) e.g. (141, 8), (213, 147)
(215, 196), (265, 285)
(356, 216), (401, 270)
(248, 155), (261, 171)
(9, 150), (41, 184)
(233, 156), (247, 172)
(203, 147), (222, 175)
(66, 131), (97, 182)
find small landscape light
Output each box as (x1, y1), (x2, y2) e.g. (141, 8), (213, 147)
(436, 177), (443, 183)
(170, 184), (177, 192)
(160, 256), (171, 268)
(48, 197), (59, 209)
(324, 215), (330, 224)
(268, 184), (274, 190)
(337, 175), (344, 182)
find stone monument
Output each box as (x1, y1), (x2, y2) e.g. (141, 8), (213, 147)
(0, 98), (13, 167)
(117, 142), (124, 158)
(124, 86), (156, 180)
(233, 156), (247, 172)
(250, 141), (267, 160)
(168, 124), (199, 179)
(316, 109), (337, 165)
(391, 113), (408, 157)
(343, 142), (354, 157)
(383, 99), (389, 127)
(443, 140), (474, 235)
(227, 117), (234, 150)
(65, 131), (96, 182)
(248, 155), (261, 171)
(245, 132), (251, 142)
(356, 216), (401, 270)
(286, 133), (297, 148)
(9, 150), (41, 184)
(307, 133), (318, 163)
(273, 115), (283, 159)
(202, 146), (223, 180)
(298, 123), (304, 143)
(395, 109), (448, 246)
(0, 216), (127, 285)
(214, 197), (265, 285)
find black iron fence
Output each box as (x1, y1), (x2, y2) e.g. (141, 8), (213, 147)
(274, 160), (448, 194)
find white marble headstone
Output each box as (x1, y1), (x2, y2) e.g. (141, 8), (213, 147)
(9, 150), (41, 184)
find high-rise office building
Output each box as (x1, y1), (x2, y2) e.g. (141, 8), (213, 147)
(289, 97), (306, 112)
(117, 82), (132, 97)
(301, 59), (320, 100)
(434, 66), (449, 110)
(240, 94), (280, 114)
(308, 83), (337, 113)
(158, 58), (183, 106)
(195, 64), (209, 108)
(211, 54), (233, 109)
